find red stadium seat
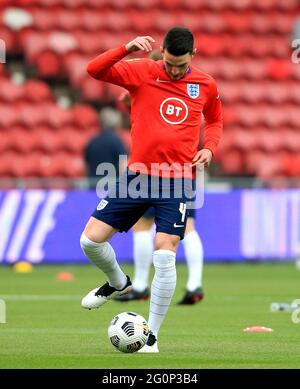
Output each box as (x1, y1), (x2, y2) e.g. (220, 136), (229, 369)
(263, 105), (286, 128)
(22, 152), (45, 177)
(0, 64), (6, 76)
(125, 10), (157, 32)
(236, 81), (263, 103)
(37, 152), (85, 178)
(255, 129), (282, 153)
(62, 0), (88, 8)
(0, 105), (19, 128)
(71, 104), (98, 129)
(104, 11), (132, 32)
(134, 0), (160, 9)
(219, 149), (244, 175)
(243, 59), (267, 80)
(0, 131), (11, 153)
(244, 149), (269, 176)
(290, 82), (300, 103)
(55, 129), (90, 154)
(31, 9), (58, 31)
(0, 78), (24, 102)
(87, 0), (116, 8)
(271, 13), (295, 34)
(44, 104), (73, 129)
(56, 9), (82, 31)
(250, 13), (273, 34)
(80, 76), (106, 101)
(160, 0), (185, 10)
(10, 128), (38, 153)
(281, 129), (300, 152)
(21, 32), (48, 63)
(231, 129), (258, 151)
(284, 155), (300, 177)
(35, 129), (59, 153)
(285, 105), (299, 128)
(252, 0), (278, 11)
(256, 154), (283, 180)
(24, 80), (52, 102)
(197, 35), (225, 56)
(35, 50), (61, 77)
(266, 59), (292, 80)
(74, 31), (105, 54)
(81, 10), (108, 32)
(264, 82), (289, 104)
(0, 152), (25, 177)
(204, 13), (227, 33)
(217, 58), (243, 80)
(247, 36), (271, 57)
(19, 103), (45, 128)
(277, 0), (299, 11)
(152, 13), (179, 33)
(12, 0), (37, 6)
(225, 12), (252, 33)
(63, 53), (88, 87)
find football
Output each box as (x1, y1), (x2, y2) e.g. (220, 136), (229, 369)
(108, 311), (149, 353)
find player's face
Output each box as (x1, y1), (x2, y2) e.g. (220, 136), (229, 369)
(161, 49), (194, 80)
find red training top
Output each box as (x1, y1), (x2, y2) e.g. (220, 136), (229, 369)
(87, 46), (223, 178)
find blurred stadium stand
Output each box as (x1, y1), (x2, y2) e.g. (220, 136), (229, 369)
(0, 0), (300, 183)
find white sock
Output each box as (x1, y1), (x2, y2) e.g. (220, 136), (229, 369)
(132, 231), (153, 292)
(80, 233), (127, 290)
(148, 249), (176, 338)
(182, 230), (203, 291)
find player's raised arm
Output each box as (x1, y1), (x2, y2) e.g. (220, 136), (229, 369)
(86, 36), (155, 90)
(125, 36), (155, 53)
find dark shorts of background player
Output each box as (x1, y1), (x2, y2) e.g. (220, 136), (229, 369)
(92, 170), (194, 239)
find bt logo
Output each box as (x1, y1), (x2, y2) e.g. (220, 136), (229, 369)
(160, 97), (188, 125)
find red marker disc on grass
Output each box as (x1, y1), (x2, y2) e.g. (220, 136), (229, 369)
(243, 326), (274, 333)
(56, 272), (74, 281)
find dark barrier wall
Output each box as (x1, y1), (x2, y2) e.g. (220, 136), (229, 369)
(0, 189), (299, 264)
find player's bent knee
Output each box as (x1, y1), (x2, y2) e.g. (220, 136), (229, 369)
(82, 217), (117, 243)
(80, 234), (114, 267)
(153, 249), (176, 267)
(80, 233), (98, 252)
(155, 233), (180, 252)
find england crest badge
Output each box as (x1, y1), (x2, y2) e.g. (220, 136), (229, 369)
(97, 199), (108, 211)
(187, 83), (200, 99)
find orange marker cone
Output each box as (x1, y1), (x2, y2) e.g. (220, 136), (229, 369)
(56, 272), (75, 281)
(243, 326), (274, 333)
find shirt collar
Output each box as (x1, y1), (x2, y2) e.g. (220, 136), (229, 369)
(162, 63), (192, 79)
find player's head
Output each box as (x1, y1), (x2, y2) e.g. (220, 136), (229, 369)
(149, 49), (163, 61)
(161, 27), (196, 80)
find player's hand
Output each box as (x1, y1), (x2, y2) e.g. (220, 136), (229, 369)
(190, 149), (213, 168)
(125, 36), (155, 53)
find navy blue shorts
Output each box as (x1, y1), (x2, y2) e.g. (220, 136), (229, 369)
(143, 205), (195, 219)
(92, 170), (194, 239)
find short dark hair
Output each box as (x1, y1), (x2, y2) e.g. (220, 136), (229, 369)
(163, 27), (194, 56)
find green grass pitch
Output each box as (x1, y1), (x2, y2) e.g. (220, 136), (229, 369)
(0, 263), (299, 368)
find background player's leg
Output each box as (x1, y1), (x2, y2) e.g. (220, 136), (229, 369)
(80, 217), (127, 290)
(182, 217), (204, 292)
(132, 216), (154, 292)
